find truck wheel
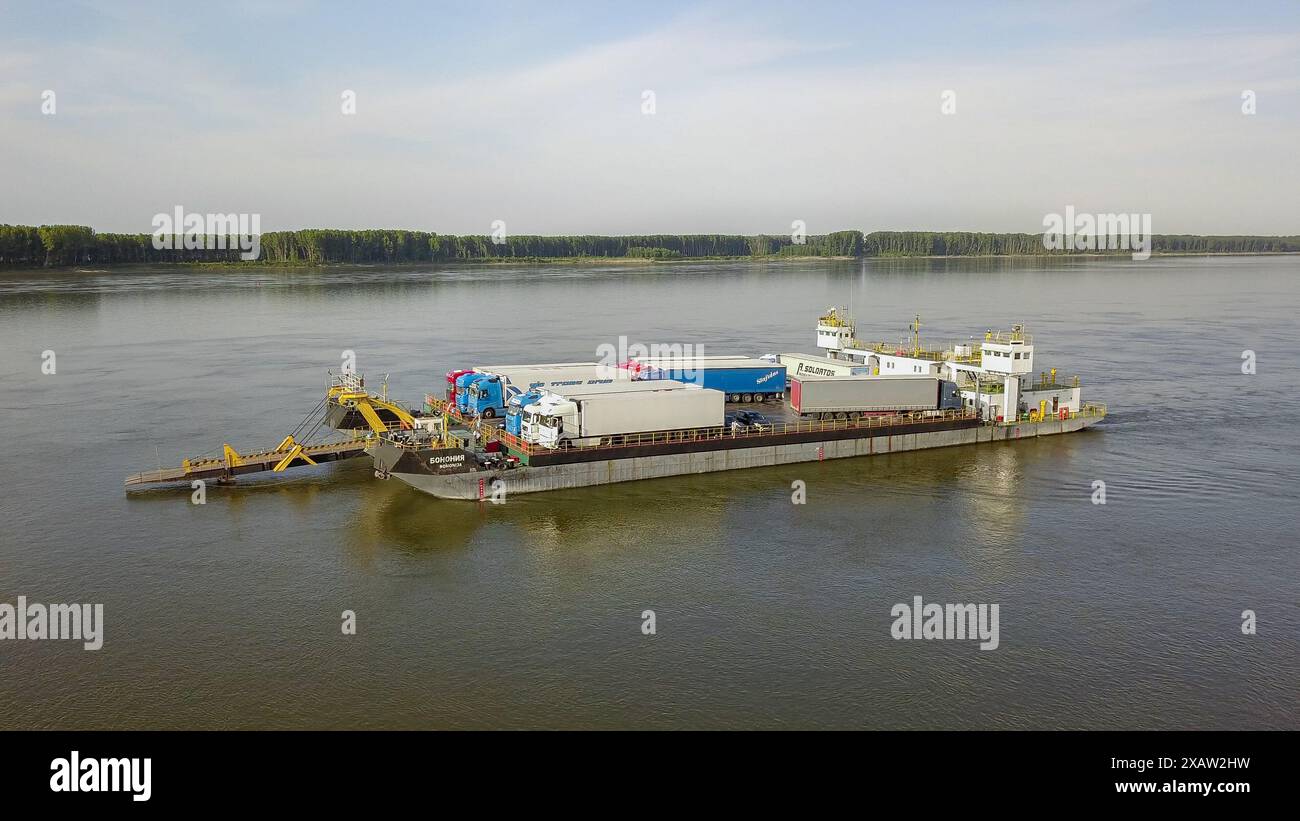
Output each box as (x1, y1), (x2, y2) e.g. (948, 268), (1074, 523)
(730, 394), (741, 403)
(482, 408), (495, 419)
(742, 393), (754, 403)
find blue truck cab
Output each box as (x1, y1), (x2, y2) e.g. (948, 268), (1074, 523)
(455, 372), (485, 414)
(504, 389), (542, 437)
(463, 374), (509, 418)
(939, 379), (962, 410)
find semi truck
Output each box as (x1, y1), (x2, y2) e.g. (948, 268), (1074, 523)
(789, 374), (960, 418)
(447, 362), (601, 409)
(521, 382), (722, 449)
(504, 389), (542, 437)
(445, 368), (474, 402)
(630, 356), (787, 403)
(507, 373), (690, 437)
(454, 371), (485, 413)
(460, 362), (616, 417)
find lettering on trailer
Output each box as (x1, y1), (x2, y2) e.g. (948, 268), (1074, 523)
(523, 378), (615, 389)
(796, 363), (840, 377)
(755, 370), (782, 384)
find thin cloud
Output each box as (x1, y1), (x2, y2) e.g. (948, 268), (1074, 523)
(0, 7), (1296, 235)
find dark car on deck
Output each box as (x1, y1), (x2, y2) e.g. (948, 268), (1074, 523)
(725, 409), (773, 432)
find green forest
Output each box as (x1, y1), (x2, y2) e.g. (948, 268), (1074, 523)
(861, 231), (1300, 257)
(1, 224), (1296, 267)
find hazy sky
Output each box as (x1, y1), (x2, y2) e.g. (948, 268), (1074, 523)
(2, 0), (1297, 235)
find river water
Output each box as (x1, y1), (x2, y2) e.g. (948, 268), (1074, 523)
(0, 256), (1296, 729)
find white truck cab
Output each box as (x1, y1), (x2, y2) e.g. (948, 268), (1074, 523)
(522, 394), (577, 449)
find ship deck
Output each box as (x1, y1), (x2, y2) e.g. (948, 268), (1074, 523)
(421, 394), (1107, 468)
(501, 412), (985, 466)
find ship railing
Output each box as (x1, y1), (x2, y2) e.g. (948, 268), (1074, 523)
(495, 408), (980, 457)
(983, 329), (1033, 344)
(817, 309), (853, 328)
(329, 370), (369, 394)
(1002, 403), (1108, 424)
(494, 429), (529, 451)
(181, 433), (373, 469)
(423, 394), (475, 426)
(1026, 379), (1081, 392)
(842, 339), (982, 364)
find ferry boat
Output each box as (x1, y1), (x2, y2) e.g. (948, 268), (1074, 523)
(368, 310), (1105, 500)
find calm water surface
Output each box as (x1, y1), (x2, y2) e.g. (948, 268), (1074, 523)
(0, 256), (1296, 729)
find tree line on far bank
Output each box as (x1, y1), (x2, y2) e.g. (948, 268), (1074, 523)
(2, 224), (1297, 267)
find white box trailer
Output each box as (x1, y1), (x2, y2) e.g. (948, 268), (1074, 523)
(525, 383), (724, 448)
(790, 374), (940, 416)
(578, 387), (721, 438)
(778, 353), (873, 379)
(632, 354), (753, 366)
(475, 362), (623, 392)
(475, 361), (598, 370)
(551, 379), (687, 398)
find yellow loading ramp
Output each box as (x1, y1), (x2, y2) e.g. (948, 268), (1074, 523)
(124, 373), (418, 488)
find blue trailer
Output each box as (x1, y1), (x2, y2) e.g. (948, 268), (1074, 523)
(637, 357), (787, 402)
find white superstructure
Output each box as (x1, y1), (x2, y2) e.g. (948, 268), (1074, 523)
(813, 307), (1083, 423)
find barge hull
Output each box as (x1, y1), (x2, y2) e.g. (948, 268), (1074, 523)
(374, 414), (1100, 500)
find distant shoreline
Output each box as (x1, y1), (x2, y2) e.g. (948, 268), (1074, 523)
(0, 249), (1283, 275)
(4, 223), (1298, 269)
(91, 249), (1300, 265)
